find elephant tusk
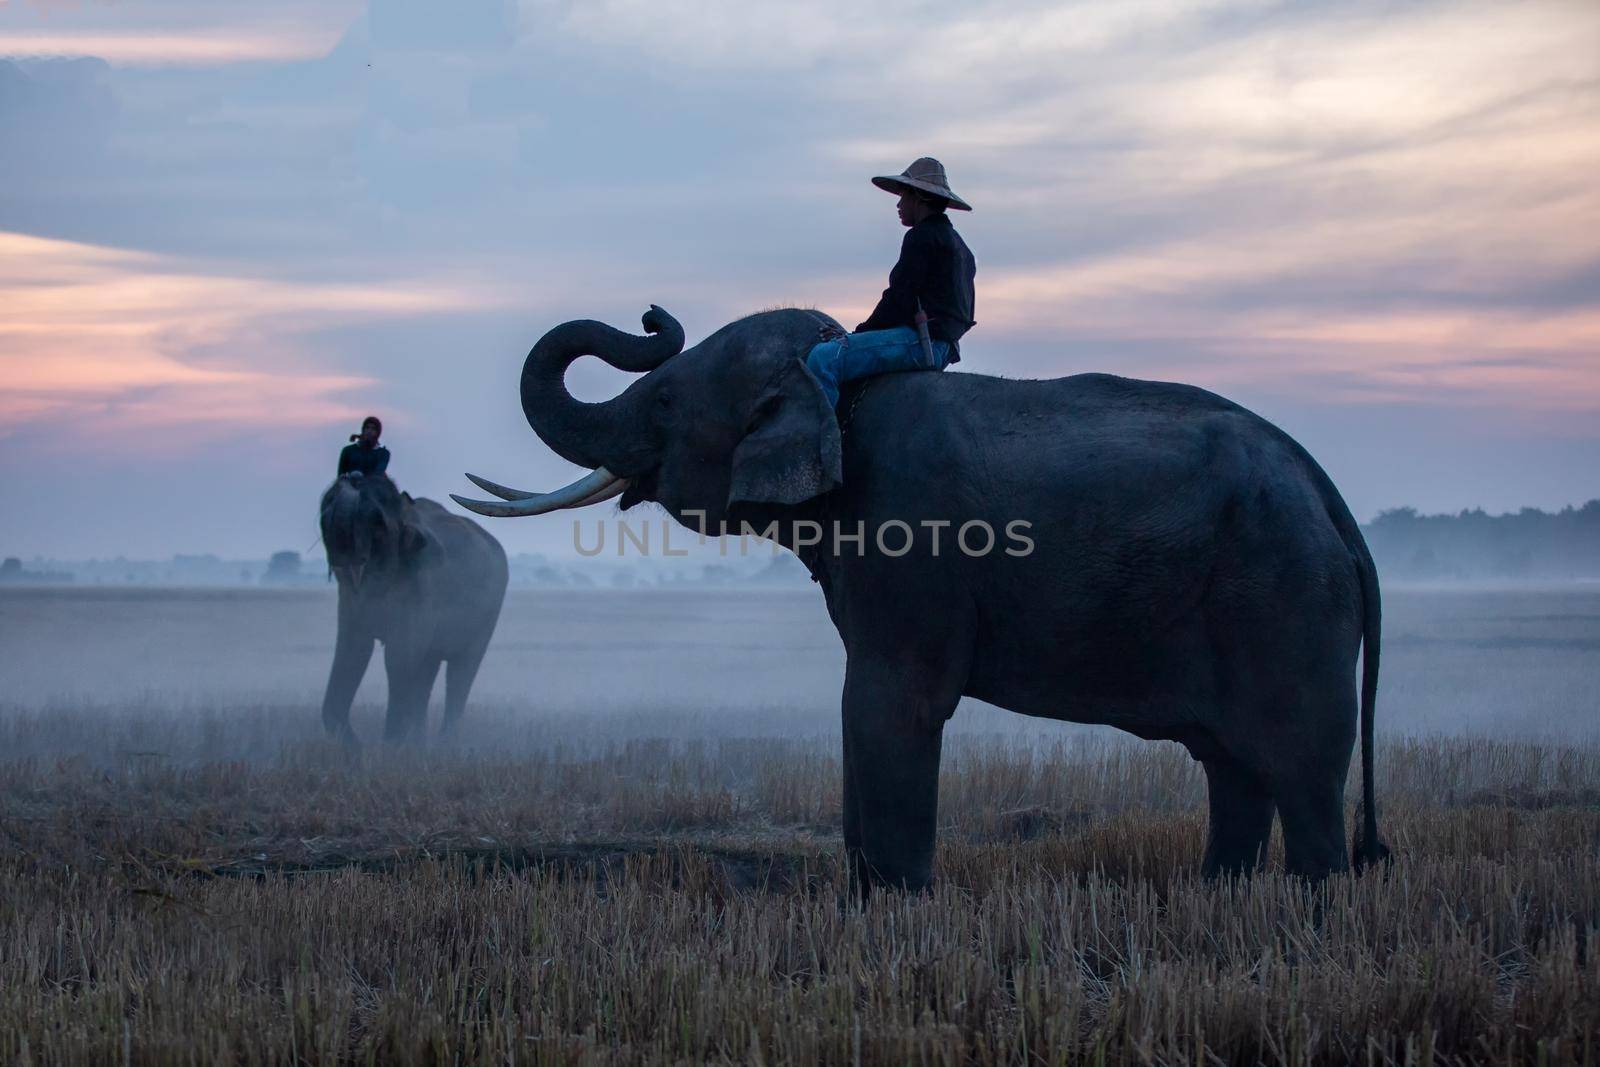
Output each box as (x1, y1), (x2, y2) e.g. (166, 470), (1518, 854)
(452, 466), (625, 517)
(464, 467), (622, 503)
(572, 478), (627, 507)
(463, 473), (539, 501)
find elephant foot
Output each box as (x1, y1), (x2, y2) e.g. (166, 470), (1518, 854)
(382, 723), (426, 745)
(324, 727), (362, 767)
(846, 847), (933, 898)
(325, 722), (361, 748)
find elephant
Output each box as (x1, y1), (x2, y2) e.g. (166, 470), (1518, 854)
(453, 305), (1389, 889)
(320, 472), (508, 744)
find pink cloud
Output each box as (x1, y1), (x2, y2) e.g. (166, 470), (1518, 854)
(0, 231), (506, 440)
(0, 31), (337, 65)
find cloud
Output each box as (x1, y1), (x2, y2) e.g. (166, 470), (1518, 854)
(0, 56), (115, 181)
(372, 0), (516, 52)
(0, 0), (362, 65)
(0, 31), (338, 65)
(0, 231), (510, 436)
(537, 0), (1272, 77)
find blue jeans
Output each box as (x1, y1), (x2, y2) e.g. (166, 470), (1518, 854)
(804, 326), (952, 409)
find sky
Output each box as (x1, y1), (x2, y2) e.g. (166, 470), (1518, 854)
(1, 0), (1596, 560)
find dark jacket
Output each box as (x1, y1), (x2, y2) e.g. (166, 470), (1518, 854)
(856, 213), (976, 362)
(338, 442), (390, 477)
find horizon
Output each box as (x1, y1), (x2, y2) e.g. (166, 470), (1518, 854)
(5, 494), (1597, 567)
(2, 0), (1596, 558)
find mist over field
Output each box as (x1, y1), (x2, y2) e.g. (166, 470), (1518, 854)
(4, 585), (1597, 749)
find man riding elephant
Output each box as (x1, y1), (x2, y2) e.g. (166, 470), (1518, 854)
(338, 415), (390, 478)
(453, 297), (1390, 891)
(804, 157), (977, 408)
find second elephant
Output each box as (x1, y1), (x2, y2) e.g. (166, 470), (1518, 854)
(321, 473), (508, 743)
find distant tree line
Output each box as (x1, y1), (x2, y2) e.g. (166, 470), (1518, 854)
(1362, 500), (1600, 581)
(0, 557), (74, 584)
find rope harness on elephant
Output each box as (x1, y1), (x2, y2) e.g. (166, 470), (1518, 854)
(836, 378), (876, 437)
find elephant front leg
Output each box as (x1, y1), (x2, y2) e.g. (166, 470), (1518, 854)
(383, 648), (440, 743)
(840, 660), (957, 894)
(321, 631), (374, 746)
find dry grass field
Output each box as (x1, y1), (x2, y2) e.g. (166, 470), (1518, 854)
(1, 585), (1597, 1064)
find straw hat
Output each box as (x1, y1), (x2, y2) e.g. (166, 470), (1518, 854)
(871, 157), (972, 211)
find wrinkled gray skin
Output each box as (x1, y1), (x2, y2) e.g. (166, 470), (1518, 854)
(501, 306), (1389, 890)
(320, 474), (508, 744)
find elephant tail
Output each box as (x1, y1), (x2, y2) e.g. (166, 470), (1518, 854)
(1351, 542), (1391, 872)
(1286, 428), (1391, 873)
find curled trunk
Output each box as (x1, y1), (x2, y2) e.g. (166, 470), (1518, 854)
(519, 306), (684, 470)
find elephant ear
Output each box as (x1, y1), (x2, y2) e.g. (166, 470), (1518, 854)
(398, 505), (443, 569)
(728, 357), (842, 508)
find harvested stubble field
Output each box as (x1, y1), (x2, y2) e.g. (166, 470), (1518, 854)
(2, 586), (1598, 1064)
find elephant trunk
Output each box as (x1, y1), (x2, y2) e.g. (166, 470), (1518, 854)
(519, 305), (685, 470)
(321, 478), (362, 563)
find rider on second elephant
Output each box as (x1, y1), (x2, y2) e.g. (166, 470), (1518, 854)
(338, 415), (391, 478)
(803, 157), (977, 408)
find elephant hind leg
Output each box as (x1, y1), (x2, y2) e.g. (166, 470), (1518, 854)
(1274, 771), (1350, 880)
(441, 635), (491, 735)
(1254, 690), (1356, 881)
(1200, 756), (1276, 878)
